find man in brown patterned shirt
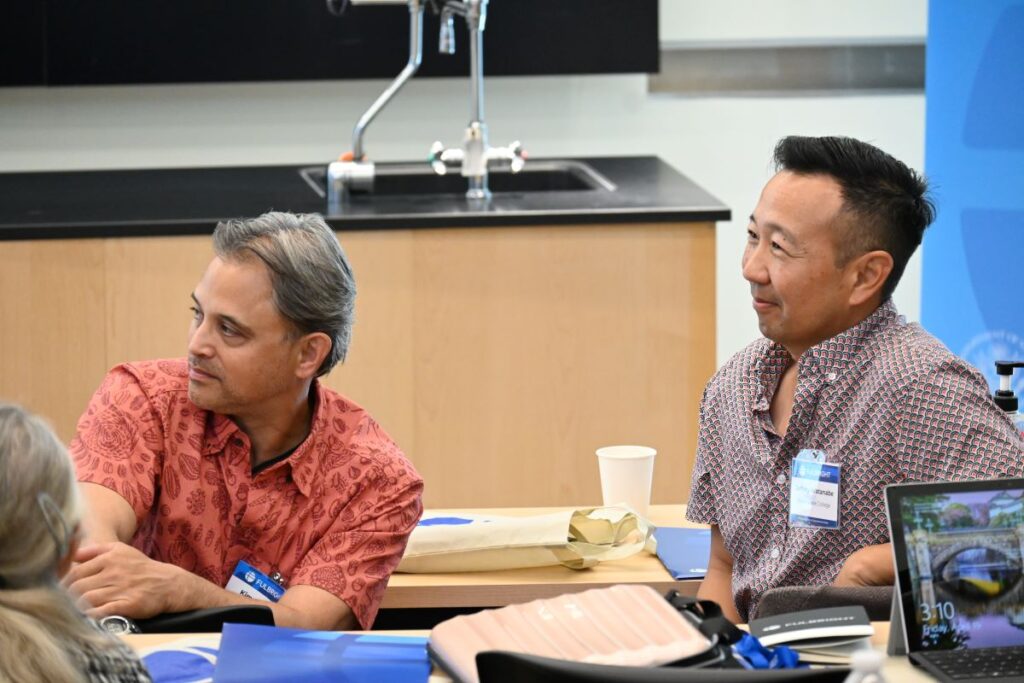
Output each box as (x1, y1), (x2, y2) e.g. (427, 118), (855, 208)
(687, 136), (1024, 623)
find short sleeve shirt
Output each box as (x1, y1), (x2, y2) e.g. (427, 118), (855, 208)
(71, 359), (424, 629)
(686, 301), (1024, 621)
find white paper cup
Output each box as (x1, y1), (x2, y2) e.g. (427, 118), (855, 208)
(595, 445), (656, 517)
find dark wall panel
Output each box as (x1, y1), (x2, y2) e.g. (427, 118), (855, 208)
(28, 1), (657, 87)
(0, 0), (46, 86)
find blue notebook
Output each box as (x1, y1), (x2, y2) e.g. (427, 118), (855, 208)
(213, 623), (430, 683)
(653, 527), (711, 579)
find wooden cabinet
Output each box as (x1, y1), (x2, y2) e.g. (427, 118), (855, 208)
(0, 220), (714, 507)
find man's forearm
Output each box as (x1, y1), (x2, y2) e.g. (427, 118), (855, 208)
(697, 565), (742, 624)
(78, 482), (139, 544)
(167, 569), (333, 629)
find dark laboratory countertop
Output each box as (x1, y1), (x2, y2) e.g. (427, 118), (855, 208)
(0, 156), (729, 240)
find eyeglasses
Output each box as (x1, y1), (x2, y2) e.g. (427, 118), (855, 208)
(37, 491), (71, 560)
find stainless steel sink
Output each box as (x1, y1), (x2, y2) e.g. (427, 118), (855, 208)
(299, 160), (616, 199)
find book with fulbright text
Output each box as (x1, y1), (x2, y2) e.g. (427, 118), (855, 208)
(749, 606), (874, 664)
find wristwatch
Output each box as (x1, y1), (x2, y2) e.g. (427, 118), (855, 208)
(98, 615), (141, 635)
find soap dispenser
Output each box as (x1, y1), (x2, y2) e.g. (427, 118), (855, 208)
(994, 360), (1024, 433)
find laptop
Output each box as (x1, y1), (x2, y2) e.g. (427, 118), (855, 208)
(886, 477), (1024, 683)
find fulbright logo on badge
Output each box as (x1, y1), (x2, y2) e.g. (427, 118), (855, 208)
(225, 560), (285, 602)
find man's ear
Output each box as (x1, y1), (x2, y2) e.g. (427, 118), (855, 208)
(847, 250), (894, 307)
(295, 332), (333, 380)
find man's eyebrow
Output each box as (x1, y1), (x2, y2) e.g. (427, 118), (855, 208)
(189, 293), (253, 334)
(751, 215), (799, 245)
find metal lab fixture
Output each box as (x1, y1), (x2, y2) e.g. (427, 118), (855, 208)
(326, 0), (525, 209)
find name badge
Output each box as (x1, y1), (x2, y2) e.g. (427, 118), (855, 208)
(789, 449), (841, 529)
(224, 560), (286, 602)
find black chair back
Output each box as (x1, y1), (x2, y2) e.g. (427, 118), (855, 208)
(135, 605), (274, 633)
(752, 585), (893, 621)
(476, 650), (851, 683)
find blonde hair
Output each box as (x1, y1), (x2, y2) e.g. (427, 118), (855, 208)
(0, 403), (112, 683)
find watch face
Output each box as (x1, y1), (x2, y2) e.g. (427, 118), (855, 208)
(99, 615), (136, 635)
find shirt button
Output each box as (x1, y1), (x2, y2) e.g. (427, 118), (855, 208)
(826, 371), (837, 382)
(770, 547), (781, 559)
(776, 473), (787, 485)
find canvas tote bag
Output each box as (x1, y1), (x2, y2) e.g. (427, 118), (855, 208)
(397, 506), (655, 573)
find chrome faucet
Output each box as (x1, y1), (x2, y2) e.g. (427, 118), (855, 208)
(327, 0), (424, 209)
(326, 0), (524, 208)
(428, 0), (525, 201)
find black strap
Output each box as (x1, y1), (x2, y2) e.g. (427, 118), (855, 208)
(665, 590), (746, 645)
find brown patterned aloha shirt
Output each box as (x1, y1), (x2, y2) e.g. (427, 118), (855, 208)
(686, 300), (1024, 621)
(71, 359), (423, 629)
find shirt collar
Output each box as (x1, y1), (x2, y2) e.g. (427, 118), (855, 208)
(287, 382), (327, 497)
(799, 299), (900, 375)
(753, 299), (900, 406)
(200, 381), (327, 497)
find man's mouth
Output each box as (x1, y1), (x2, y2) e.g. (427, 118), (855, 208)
(188, 363), (218, 381)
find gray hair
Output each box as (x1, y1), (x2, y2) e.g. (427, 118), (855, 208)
(0, 402), (119, 683)
(212, 212), (357, 376)
(0, 403), (80, 589)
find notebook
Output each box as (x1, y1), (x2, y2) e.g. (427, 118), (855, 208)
(886, 477), (1024, 683)
(749, 605), (873, 664)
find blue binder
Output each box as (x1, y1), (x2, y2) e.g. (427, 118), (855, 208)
(653, 527), (711, 580)
(213, 623), (430, 683)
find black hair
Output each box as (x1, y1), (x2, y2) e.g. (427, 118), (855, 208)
(773, 135), (936, 301)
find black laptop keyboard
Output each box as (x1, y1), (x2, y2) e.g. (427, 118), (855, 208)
(923, 647), (1024, 679)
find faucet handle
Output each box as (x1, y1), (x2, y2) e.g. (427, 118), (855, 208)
(439, 9), (456, 54)
(487, 140), (527, 173)
(428, 140), (464, 175)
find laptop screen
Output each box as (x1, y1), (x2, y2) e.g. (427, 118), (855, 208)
(887, 478), (1024, 652)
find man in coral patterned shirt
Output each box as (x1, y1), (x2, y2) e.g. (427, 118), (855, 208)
(65, 212), (423, 630)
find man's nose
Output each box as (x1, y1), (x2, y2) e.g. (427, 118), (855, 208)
(741, 245), (768, 284)
(187, 320), (212, 357)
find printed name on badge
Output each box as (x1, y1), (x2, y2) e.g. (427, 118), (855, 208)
(789, 451), (841, 530)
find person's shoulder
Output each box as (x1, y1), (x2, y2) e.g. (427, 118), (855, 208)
(316, 383), (374, 429)
(89, 359), (191, 418)
(315, 385), (420, 479)
(108, 358), (191, 394)
(872, 322), (977, 380)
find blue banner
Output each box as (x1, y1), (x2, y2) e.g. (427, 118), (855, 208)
(923, 0), (1024, 393)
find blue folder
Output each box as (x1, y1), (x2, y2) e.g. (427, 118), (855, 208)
(213, 623), (430, 683)
(653, 527), (711, 580)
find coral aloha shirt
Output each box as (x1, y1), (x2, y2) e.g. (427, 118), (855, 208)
(686, 301), (1024, 621)
(71, 359), (423, 629)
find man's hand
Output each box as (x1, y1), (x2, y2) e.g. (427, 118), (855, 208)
(63, 542), (191, 619)
(64, 541), (359, 630)
(833, 543), (895, 587)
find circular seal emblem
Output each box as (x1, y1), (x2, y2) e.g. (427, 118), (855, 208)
(961, 329), (1024, 395)
(245, 571), (257, 584)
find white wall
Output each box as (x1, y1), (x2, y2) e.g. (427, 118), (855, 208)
(661, 0), (926, 44)
(0, 1), (927, 367)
